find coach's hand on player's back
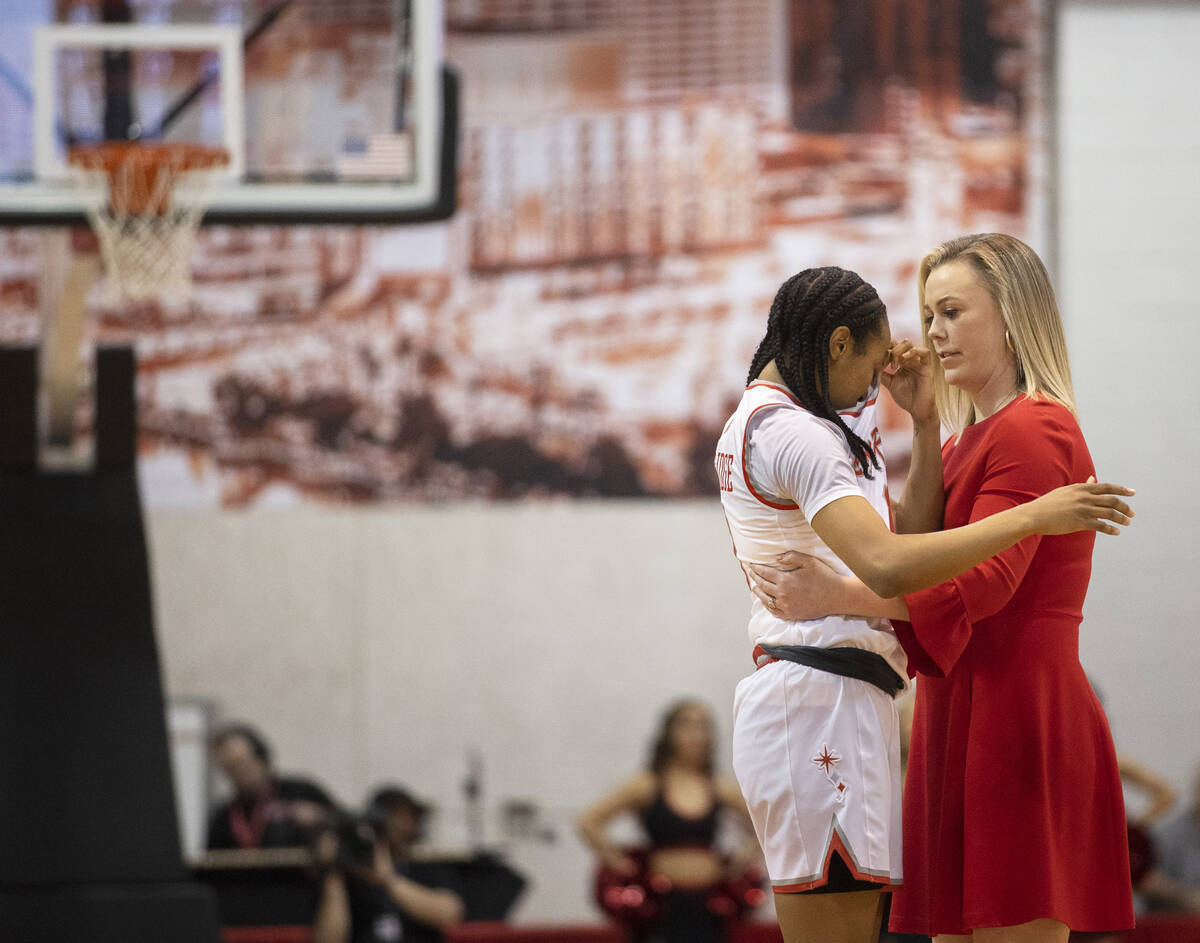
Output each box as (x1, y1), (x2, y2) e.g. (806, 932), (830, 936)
(743, 553), (844, 622)
(1026, 476), (1135, 537)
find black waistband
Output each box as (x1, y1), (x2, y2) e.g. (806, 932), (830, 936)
(757, 644), (906, 698)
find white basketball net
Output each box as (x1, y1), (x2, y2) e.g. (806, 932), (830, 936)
(71, 152), (222, 303)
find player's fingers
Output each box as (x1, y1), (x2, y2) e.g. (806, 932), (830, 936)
(885, 344), (909, 374)
(1086, 479), (1135, 497)
(1100, 506), (1133, 526)
(773, 551), (808, 572)
(749, 583), (776, 608)
(1100, 496), (1134, 518)
(776, 550), (817, 570)
(746, 562), (781, 587)
(1084, 476), (1136, 497)
(741, 565), (766, 592)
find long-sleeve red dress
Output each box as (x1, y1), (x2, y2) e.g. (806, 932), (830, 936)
(888, 395), (1135, 936)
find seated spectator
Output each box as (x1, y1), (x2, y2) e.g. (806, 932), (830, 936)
(1143, 765), (1200, 913)
(206, 723), (336, 850)
(313, 785), (465, 943)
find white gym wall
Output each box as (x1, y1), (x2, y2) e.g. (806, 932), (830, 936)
(1057, 1), (1200, 795)
(151, 0), (1200, 923)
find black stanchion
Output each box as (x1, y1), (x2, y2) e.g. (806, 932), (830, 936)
(0, 345), (221, 943)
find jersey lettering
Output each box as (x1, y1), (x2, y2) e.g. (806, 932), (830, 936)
(715, 451), (735, 492)
(851, 427), (885, 477)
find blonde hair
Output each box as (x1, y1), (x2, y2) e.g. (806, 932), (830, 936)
(918, 233), (1076, 435)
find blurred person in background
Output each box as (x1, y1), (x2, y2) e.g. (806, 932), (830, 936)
(1142, 766), (1200, 913)
(1117, 757), (1178, 841)
(578, 699), (762, 943)
(206, 723), (336, 850)
(313, 785), (465, 943)
(1066, 753), (1176, 943)
(1085, 677), (1177, 841)
(1091, 677), (1177, 888)
(1058, 679), (1176, 942)
(878, 686), (927, 943)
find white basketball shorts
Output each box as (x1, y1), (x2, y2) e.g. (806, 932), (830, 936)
(731, 659), (903, 892)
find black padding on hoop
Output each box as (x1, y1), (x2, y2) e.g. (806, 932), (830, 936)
(0, 884), (219, 943)
(0, 344), (220, 942)
(101, 1), (134, 142)
(423, 65), (461, 224)
(0, 346), (37, 470)
(95, 345), (136, 468)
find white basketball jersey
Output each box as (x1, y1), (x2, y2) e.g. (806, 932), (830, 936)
(715, 380), (907, 678)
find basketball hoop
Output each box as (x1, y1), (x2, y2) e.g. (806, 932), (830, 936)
(68, 142), (229, 302)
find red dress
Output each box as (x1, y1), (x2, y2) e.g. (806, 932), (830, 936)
(889, 396), (1135, 936)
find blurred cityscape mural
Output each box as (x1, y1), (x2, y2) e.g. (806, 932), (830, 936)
(0, 0), (1049, 506)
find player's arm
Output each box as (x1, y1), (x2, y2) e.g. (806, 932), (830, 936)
(892, 416), (944, 534)
(808, 480), (1132, 600)
(743, 405), (1130, 614)
(880, 341), (944, 534)
(747, 475), (1133, 619)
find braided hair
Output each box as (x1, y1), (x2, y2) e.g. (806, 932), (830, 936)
(746, 266), (887, 479)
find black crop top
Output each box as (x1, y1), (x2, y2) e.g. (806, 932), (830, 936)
(639, 788), (720, 848)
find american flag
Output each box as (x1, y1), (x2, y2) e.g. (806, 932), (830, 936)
(336, 132), (414, 180)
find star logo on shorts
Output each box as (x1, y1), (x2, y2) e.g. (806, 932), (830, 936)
(812, 745), (840, 774)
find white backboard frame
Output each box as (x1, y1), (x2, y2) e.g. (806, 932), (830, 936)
(0, 1), (446, 223)
(33, 24), (246, 186)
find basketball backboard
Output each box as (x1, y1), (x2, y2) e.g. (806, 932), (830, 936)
(0, 0), (455, 224)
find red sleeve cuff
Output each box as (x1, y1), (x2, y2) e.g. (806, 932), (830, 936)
(891, 619), (933, 678)
(894, 580), (974, 677)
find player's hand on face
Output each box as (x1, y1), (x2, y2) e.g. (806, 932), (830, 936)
(1028, 475), (1135, 536)
(743, 551), (844, 621)
(880, 340), (937, 426)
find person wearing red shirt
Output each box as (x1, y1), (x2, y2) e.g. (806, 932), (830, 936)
(746, 234), (1137, 942)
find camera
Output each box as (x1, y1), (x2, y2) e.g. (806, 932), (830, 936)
(314, 810), (385, 879)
